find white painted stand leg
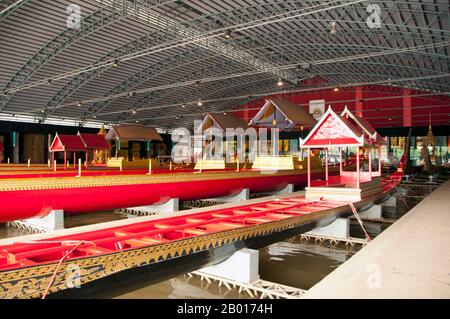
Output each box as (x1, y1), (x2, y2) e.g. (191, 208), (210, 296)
(306, 218), (349, 240)
(10, 210), (65, 232)
(274, 183), (294, 194)
(381, 195), (397, 208)
(359, 204), (383, 220)
(126, 198), (179, 214)
(207, 188), (250, 203)
(198, 249), (260, 284)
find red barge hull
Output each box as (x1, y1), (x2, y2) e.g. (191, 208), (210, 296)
(0, 172), (402, 298)
(0, 169), (332, 222)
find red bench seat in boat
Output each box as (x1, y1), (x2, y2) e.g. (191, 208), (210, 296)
(176, 228), (208, 236)
(243, 216), (276, 223)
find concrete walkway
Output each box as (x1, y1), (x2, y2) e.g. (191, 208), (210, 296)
(303, 180), (450, 299)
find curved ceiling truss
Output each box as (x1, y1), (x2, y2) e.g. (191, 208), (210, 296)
(0, 0), (449, 129)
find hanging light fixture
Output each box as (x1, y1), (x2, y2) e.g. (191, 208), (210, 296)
(224, 29), (232, 39)
(76, 101), (82, 107)
(113, 59), (120, 67)
(131, 109), (137, 114)
(181, 103), (186, 108)
(277, 78), (284, 87)
(197, 99), (203, 106)
(334, 87), (339, 92)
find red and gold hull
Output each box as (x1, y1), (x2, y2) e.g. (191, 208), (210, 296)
(0, 168), (334, 222)
(0, 172), (402, 298)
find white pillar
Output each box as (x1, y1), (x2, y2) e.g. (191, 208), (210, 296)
(369, 147), (372, 180)
(307, 148), (311, 187)
(325, 148), (329, 181)
(339, 147), (343, 175)
(356, 147), (360, 188)
(148, 158), (152, 175)
(77, 158), (81, 177)
(199, 249), (260, 284)
(378, 144), (382, 175)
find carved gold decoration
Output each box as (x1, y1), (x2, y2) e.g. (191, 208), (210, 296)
(0, 206), (341, 299)
(0, 167), (336, 192)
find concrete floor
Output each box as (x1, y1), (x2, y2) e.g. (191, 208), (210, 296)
(303, 180), (450, 299)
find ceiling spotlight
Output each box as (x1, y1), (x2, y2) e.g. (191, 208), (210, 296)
(76, 101), (82, 107)
(224, 29), (232, 39)
(388, 117), (392, 121)
(181, 103), (186, 108)
(194, 80), (200, 87)
(131, 110), (137, 114)
(47, 79), (52, 85)
(135, 120), (139, 123)
(3, 91), (8, 96)
(113, 59), (120, 67)
(223, 112), (227, 115)
(175, 116), (179, 120)
(197, 99), (203, 106)
(277, 78), (284, 87)
(40, 109), (45, 113)
(334, 87), (339, 92)
(127, 92), (135, 98)
(330, 21), (337, 35)
(93, 115), (97, 119)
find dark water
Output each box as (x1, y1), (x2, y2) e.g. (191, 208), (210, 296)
(0, 177), (441, 299)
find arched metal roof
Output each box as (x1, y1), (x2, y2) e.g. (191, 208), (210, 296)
(0, 0), (449, 129)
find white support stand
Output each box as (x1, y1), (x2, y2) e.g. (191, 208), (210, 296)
(272, 183), (294, 195)
(359, 204), (383, 220)
(207, 188), (250, 203)
(306, 217), (349, 240)
(125, 198), (179, 215)
(199, 249), (260, 284)
(381, 195), (397, 208)
(9, 210), (65, 232)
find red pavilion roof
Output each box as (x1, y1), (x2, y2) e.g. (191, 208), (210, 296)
(49, 133), (86, 152)
(341, 106), (386, 145)
(78, 133), (109, 149)
(300, 107), (364, 148)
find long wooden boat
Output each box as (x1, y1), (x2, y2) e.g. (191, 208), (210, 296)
(0, 171), (402, 298)
(0, 165), (342, 222)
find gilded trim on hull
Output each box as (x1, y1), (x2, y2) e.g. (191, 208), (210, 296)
(0, 207), (337, 299)
(0, 167), (336, 192)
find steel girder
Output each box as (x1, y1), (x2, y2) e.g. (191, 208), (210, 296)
(79, 47), (230, 122)
(41, 0), (340, 119)
(109, 59), (261, 123)
(0, 0), (29, 22)
(119, 73), (275, 124)
(90, 0), (299, 82)
(43, 29), (179, 118)
(0, 0), (173, 112)
(0, 8), (122, 111)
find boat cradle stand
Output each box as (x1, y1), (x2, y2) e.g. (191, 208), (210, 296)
(121, 198), (180, 216)
(7, 210), (65, 233)
(189, 248), (305, 299)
